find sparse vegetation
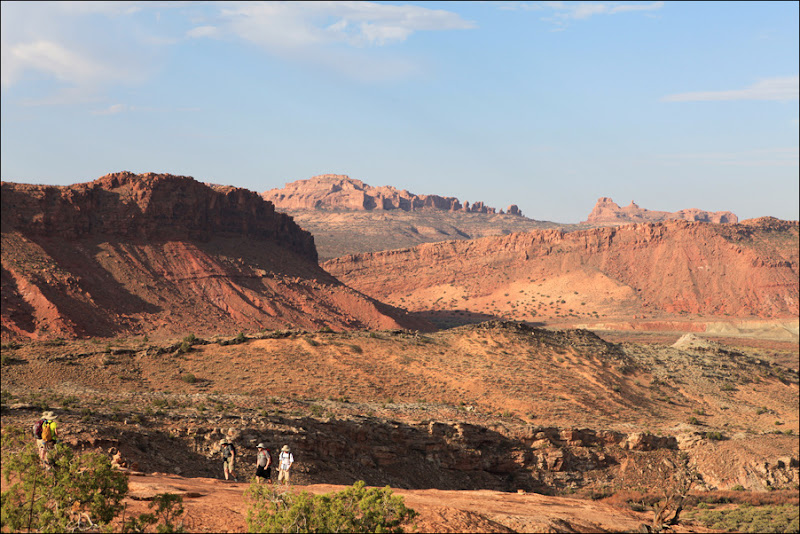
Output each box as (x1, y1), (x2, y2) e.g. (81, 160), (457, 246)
(245, 480), (417, 533)
(181, 372), (197, 384)
(1, 426), (128, 532)
(687, 504), (799, 533)
(121, 492), (186, 533)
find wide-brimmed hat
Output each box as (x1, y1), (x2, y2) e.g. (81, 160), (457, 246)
(281, 445), (290, 452)
(220, 439), (230, 445)
(41, 411), (58, 420)
(257, 443), (266, 449)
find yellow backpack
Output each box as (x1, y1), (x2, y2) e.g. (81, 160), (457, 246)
(41, 421), (54, 442)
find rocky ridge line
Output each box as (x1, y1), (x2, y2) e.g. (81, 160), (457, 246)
(2, 171), (317, 262)
(584, 197), (738, 225)
(263, 174), (523, 216)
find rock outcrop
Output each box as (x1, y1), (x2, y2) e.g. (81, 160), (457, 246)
(263, 174), (523, 216)
(2, 171), (317, 260)
(584, 197), (738, 225)
(1, 172), (430, 341)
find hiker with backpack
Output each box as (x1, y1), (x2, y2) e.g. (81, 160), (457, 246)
(33, 411), (59, 469)
(220, 439), (237, 481)
(277, 445), (294, 485)
(255, 443), (272, 484)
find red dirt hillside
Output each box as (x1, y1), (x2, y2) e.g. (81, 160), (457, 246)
(324, 218), (799, 328)
(1, 172), (427, 341)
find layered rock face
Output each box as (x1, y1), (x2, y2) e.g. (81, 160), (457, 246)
(263, 174), (523, 216)
(324, 218), (799, 321)
(1, 172), (428, 340)
(584, 197), (738, 225)
(2, 172), (317, 261)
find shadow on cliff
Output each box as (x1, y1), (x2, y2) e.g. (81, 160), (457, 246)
(1, 265), (39, 337)
(71, 411), (551, 493)
(18, 234), (162, 338)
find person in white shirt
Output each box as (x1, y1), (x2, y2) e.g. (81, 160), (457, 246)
(278, 445), (294, 485)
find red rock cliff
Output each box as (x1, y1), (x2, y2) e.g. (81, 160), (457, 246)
(2, 172), (318, 262)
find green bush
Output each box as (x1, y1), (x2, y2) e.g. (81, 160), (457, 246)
(245, 480), (417, 533)
(1, 427), (128, 532)
(181, 373), (197, 384)
(2, 425), (184, 533)
(689, 504), (799, 533)
(121, 492), (185, 533)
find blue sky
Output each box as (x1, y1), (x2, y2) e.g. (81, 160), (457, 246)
(2, 1), (798, 223)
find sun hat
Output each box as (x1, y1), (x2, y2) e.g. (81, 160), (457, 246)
(221, 439), (230, 445)
(257, 443), (266, 449)
(281, 445), (290, 452)
(41, 411), (58, 420)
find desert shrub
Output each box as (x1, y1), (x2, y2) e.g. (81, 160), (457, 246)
(236, 332), (247, 343)
(181, 373), (197, 384)
(1, 426), (128, 532)
(121, 492), (185, 533)
(245, 480), (417, 533)
(688, 504), (799, 533)
(705, 431), (725, 441)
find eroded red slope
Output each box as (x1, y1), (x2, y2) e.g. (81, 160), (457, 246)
(1, 172), (426, 341)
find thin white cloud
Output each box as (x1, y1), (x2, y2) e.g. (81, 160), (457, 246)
(215, 1), (475, 48)
(509, 1), (664, 21)
(1, 1), (165, 93)
(199, 1), (475, 81)
(1, 1), (475, 92)
(5, 40), (123, 87)
(662, 76), (800, 102)
(91, 103), (128, 115)
(186, 25), (219, 39)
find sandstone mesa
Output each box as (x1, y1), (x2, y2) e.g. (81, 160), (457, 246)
(263, 174), (523, 216)
(584, 197), (739, 225)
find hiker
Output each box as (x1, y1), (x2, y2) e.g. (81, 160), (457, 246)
(33, 411), (59, 469)
(255, 443), (272, 484)
(221, 439), (237, 481)
(277, 445), (294, 485)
